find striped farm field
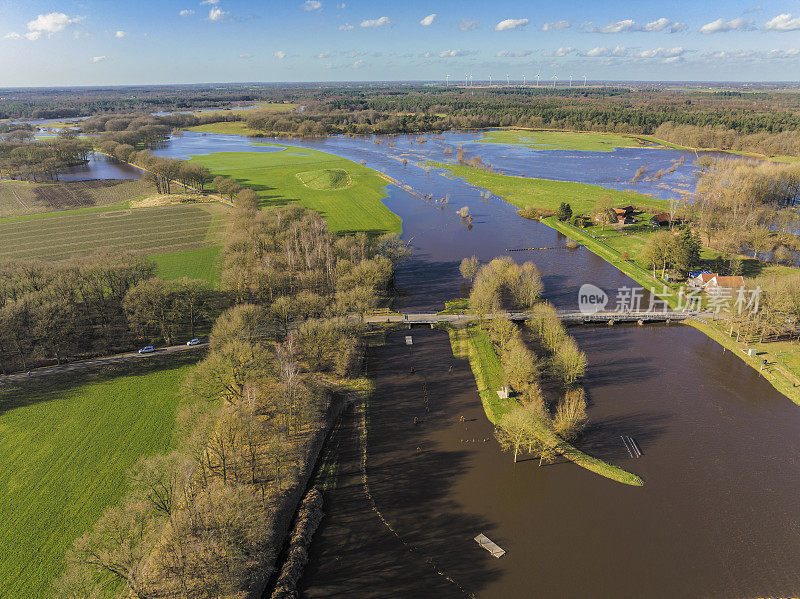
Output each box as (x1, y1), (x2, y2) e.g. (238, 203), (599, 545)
(0, 203), (228, 262)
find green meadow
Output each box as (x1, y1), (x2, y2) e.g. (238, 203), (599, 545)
(190, 147), (401, 234)
(0, 359), (197, 597)
(434, 162), (669, 214)
(478, 130), (658, 152)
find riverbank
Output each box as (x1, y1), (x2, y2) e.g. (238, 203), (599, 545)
(448, 325), (644, 486)
(542, 217), (800, 407)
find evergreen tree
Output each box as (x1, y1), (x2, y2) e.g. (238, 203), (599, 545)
(556, 202), (573, 222)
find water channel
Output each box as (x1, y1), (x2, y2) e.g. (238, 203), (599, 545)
(60, 129), (800, 597)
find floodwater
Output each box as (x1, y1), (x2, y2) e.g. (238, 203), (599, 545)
(43, 128), (800, 597)
(301, 327), (800, 598)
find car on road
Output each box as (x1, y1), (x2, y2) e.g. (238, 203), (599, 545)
(138, 346), (155, 354)
(186, 338), (200, 346)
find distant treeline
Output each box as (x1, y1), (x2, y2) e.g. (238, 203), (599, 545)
(0, 85), (298, 120)
(6, 84), (800, 137)
(0, 129), (92, 181)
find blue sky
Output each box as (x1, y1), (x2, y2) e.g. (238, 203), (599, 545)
(1, 0), (800, 86)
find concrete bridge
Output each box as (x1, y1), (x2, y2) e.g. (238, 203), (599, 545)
(364, 310), (705, 326)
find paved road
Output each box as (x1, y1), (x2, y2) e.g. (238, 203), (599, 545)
(0, 310), (705, 383)
(363, 310), (705, 326)
(0, 342), (209, 384)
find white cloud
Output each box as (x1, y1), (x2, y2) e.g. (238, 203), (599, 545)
(764, 14), (800, 31)
(590, 19), (635, 33)
(541, 20), (571, 31)
(7, 12), (83, 41)
(637, 47), (685, 58)
(4, 32), (22, 40)
(303, 1), (322, 11)
(643, 18), (670, 31)
(91, 55), (106, 63)
(700, 17), (755, 34)
(337, 3), (346, 8)
(439, 49), (471, 57)
(768, 48), (800, 58)
(208, 7), (230, 21)
(274, 50), (286, 59)
(668, 22), (687, 33)
(316, 51), (331, 59)
(745, 5), (762, 13)
(115, 30), (127, 38)
(420, 14), (436, 27)
(551, 46), (575, 57)
(338, 23), (354, 30)
(497, 49), (531, 57)
(200, 0), (219, 4)
(495, 18), (528, 31)
(360, 16), (390, 27)
(459, 18), (479, 31)
(582, 45), (628, 57)
(239, 53), (253, 58)
(663, 56), (682, 64)
(352, 59), (364, 68)
(179, 9), (195, 16)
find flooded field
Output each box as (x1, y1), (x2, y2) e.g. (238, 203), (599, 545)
(35, 127), (800, 597)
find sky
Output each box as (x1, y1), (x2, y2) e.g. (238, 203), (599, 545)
(1, 0), (800, 86)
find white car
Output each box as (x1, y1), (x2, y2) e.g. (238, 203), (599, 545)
(186, 338), (200, 346)
(138, 346), (155, 354)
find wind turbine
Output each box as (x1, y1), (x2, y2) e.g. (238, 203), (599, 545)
(446, 73), (450, 87)
(506, 73), (510, 86)
(569, 74), (573, 87)
(536, 70), (541, 87)
(465, 73), (468, 87)
(489, 74), (492, 87)
(552, 74), (558, 89)
(523, 74), (526, 86)
(583, 74), (587, 87)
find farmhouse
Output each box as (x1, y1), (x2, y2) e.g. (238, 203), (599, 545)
(688, 272), (745, 294)
(650, 213), (678, 227)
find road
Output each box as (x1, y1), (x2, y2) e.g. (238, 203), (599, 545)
(363, 310), (704, 326)
(0, 310), (705, 383)
(0, 342), (209, 384)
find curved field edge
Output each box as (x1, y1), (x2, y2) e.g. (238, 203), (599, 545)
(430, 162), (670, 215)
(189, 147), (401, 235)
(477, 129), (659, 152)
(0, 358), (197, 597)
(447, 325), (644, 487)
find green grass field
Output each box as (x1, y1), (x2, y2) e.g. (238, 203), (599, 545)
(478, 130), (658, 152)
(151, 245), (222, 283)
(184, 121), (265, 136)
(0, 179), (154, 218)
(0, 359), (197, 597)
(191, 148), (401, 234)
(434, 162), (669, 214)
(0, 203), (227, 261)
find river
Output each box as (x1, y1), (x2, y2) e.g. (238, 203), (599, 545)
(54, 129), (800, 597)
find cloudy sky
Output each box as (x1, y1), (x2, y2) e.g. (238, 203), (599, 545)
(2, 0), (800, 86)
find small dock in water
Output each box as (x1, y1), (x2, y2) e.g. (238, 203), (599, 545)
(474, 533), (506, 558)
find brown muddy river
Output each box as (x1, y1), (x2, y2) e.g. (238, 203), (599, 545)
(302, 326), (800, 598)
